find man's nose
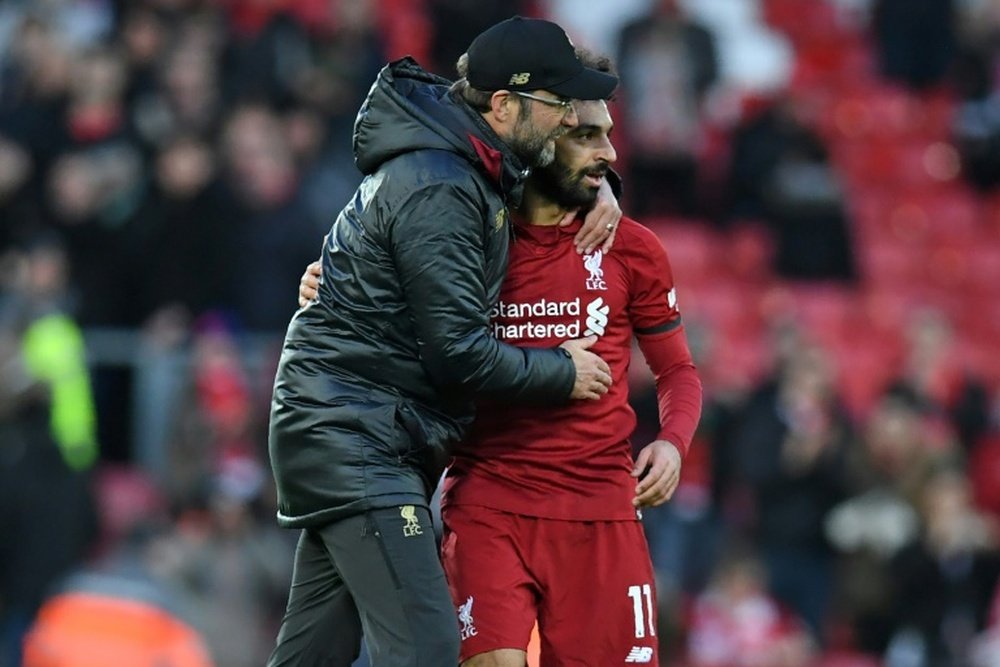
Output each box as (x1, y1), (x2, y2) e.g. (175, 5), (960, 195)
(600, 140), (618, 164)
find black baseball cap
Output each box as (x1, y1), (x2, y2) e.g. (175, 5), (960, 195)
(466, 16), (618, 100)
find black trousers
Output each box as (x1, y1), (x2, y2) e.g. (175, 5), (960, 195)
(267, 506), (459, 667)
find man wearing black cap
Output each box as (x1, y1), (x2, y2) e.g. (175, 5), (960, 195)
(266, 16), (620, 667)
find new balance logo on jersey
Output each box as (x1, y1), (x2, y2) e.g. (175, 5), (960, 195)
(584, 250), (607, 290)
(458, 597), (478, 640)
(584, 297), (609, 336)
(625, 646), (654, 663)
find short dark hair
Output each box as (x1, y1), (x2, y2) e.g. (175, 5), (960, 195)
(575, 48), (616, 77)
(575, 48), (616, 101)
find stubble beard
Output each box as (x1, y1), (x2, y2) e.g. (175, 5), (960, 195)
(533, 160), (607, 210)
(509, 113), (565, 168)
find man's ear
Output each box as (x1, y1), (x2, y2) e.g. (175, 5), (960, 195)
(489, 90), (516, 123)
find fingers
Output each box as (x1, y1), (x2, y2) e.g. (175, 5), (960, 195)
(635, 457), (668, 496)
(600, 223), (618, 254)
(573, 384), (608, 401)
(561, 335), (598, 350)
(298, 260), (323, 308)
(570, 362), (613, 401)
(575, 220), (613, 254)
(575, 206), (616, 254)
(563, 337), (612, 400)
(632, 443), (682, 507)
(580, 369), (612, 400)
(299, 277), (318, 299)
(633, 465), (680, 508)
(298, 273), (318, 307)
(632, 447), (652, 478)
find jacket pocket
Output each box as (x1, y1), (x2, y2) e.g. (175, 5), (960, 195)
(393, 402), (427, 458)
(394, 403), (450, 486)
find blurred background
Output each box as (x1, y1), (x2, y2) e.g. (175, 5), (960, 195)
(1, 0), (999, 665)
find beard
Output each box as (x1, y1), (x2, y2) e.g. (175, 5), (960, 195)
(532, 158), (609, 210)
(508, 111), (565, 168)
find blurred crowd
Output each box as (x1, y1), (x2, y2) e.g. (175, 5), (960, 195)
(1, 0), (1000, 666)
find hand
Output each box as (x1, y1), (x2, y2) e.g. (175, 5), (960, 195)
(559, 335), (612, 400)
(631, 440), (682, 508)
(561, 177), (621, 255)
(298, 260), (323, 308)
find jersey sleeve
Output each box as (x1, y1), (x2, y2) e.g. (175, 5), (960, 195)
(624, 222), (682, 336)
(626, 221), (703, 455)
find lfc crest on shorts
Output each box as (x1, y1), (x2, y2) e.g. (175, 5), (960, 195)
(458, 596), (478, 640)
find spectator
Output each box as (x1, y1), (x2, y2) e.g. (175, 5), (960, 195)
(891, 308), (990, 452)
(687, 547), (816, 667)
(126, 134), (234, 325)
(21, 521), (214, 667)
(427, 1), (526, 76)
(952, 0), (1000, 191)
(825, 384), (948, 654)
(215, 103), (320, 332)
(732, 341), (852, 640)
(726, 94), (856, 281)
(0, 237), (99, 667)
(162, 456), (292, 667)
(886, 465), (1000, 667)
(615, 0), (719, 217)
(0, 134), (37, 250)
(873, 0), (957, 90)
(130, 22), (225, 149)
(971, 574), (1000, 666)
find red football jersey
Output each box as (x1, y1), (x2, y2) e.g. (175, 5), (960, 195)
(442, 214), (688, 521)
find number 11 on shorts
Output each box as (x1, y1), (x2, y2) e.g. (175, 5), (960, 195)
(627, 584), (656, 638)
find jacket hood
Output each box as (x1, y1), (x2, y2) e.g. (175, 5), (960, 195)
(353, 57), (527, 199)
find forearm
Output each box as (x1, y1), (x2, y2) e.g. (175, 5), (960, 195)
(637, 328), (703, 457)
(420, 328), (575, 402)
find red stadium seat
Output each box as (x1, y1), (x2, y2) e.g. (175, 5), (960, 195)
(918, 188), (983, 243)
(646, 219), (727, 285)
(858, 238), (930, 287)
(724, 221), (776, 283)
(966, 245), (1000, 295)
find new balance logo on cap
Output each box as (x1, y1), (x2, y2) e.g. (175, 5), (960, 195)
(625, 646), (654, 663)
(466, 16), (617, 100)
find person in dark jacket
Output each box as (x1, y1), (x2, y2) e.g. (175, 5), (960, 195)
(267, 17), (619, 667)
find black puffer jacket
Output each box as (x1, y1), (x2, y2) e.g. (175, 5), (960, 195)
(269, 58), (576, 528)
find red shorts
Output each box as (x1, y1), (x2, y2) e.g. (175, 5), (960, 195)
(441, 504), (659, 666)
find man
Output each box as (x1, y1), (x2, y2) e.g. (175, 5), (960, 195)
(268, 17), (621, 667)
(300, 54), (703, 666)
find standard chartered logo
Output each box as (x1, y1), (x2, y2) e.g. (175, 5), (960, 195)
(491, 297), (611, 340)
(584, 297), (609, 336)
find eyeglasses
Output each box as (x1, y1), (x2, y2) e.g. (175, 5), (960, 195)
(512, 91), (575, 115)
